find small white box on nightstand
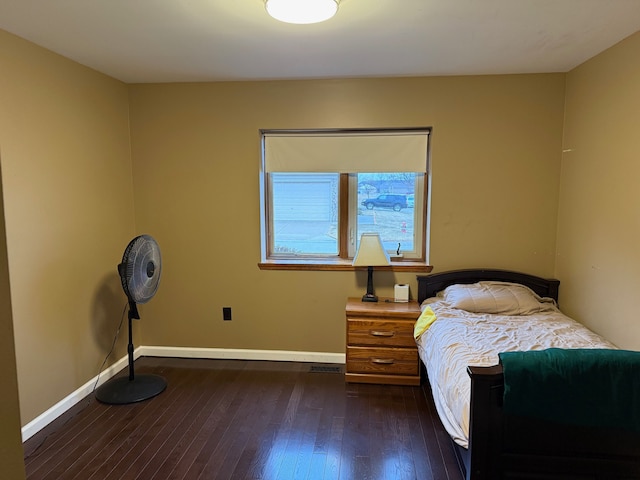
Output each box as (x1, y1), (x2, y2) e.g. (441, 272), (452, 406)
(394, 284), (409, 303)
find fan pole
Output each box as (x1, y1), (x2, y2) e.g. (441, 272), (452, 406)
(127, 300), (139, 381)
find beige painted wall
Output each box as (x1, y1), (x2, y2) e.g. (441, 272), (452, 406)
(557, 31), (640, 349)
(0, 156), (25, 479)
(129, 74), (565, 352)
(0, 30), (137, 425)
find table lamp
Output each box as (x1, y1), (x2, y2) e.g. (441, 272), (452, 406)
(352, 233), (390, 302)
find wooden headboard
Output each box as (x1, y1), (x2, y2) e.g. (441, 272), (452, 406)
(417, 269), (560, 304)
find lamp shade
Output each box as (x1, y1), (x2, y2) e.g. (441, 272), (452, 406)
(265, 0), (339, 24)
(352, 233), (390, 267)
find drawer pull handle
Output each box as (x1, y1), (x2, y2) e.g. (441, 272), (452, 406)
(370, 330), (395, 337)
(371, 358), (395, 365)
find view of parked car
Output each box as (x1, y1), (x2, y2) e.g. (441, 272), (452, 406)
(361, 194), (408, 211)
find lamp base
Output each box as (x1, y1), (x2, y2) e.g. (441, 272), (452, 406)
(361, 293), (378, 302)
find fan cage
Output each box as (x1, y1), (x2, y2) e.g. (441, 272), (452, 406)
(119, 234), (161, 304)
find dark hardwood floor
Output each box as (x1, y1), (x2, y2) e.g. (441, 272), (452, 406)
(23, 357), (463, 480)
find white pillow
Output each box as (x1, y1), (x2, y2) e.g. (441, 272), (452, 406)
(442, 281), (544, 315)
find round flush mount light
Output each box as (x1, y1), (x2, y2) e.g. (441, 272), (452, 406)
(265, 0), (339, 25)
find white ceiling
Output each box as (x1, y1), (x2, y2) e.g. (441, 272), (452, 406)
(1, 0), (639, 84)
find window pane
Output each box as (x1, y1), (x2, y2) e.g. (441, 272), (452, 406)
(270, 173), (339, 255)
(357, 173), (416, 254)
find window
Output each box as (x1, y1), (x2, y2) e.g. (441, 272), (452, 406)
(270, 172), (339, 255)
(260, 129), (430, 267)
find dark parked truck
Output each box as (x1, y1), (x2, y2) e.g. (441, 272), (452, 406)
(361, 194), (407, 211)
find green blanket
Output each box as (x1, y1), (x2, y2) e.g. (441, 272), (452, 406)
(499, 348), (640, 432)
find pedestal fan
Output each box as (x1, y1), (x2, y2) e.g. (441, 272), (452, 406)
(95, 234), (166, 404)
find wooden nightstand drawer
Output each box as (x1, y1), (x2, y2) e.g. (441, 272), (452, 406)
(345, 297), (421, 386)
(347, 318), (415, 348)
(346, 346), (419, 376)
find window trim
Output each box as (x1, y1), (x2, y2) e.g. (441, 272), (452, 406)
(257, 258), (433, 272)
(259, 128), (432, 271)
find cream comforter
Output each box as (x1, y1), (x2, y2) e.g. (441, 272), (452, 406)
(416, 301), (616, 448)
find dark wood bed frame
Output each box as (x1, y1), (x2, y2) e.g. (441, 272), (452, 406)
(417, 269), (640, 480)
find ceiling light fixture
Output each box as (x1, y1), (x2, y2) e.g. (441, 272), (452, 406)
(265, 0), (339, 25)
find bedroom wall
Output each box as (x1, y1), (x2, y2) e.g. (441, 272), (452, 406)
(0, 30), (137, 425)
(557, 31), (640, 349)
(0, 158), (25, 479)
(128, 74), (565, 353)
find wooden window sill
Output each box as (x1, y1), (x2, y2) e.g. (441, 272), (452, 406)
(258, 259), (433, 272)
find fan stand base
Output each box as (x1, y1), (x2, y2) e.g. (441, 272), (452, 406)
(95, 374), (167, 405)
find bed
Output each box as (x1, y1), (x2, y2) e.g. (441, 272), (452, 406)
(416, 269), (640, 480)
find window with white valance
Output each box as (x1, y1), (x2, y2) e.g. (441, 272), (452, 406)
(260, 128), (431, 264)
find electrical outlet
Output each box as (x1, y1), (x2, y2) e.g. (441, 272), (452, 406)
(223, 307), (232, 321)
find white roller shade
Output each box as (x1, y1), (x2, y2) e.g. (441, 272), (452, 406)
(263, 130), (429, 173)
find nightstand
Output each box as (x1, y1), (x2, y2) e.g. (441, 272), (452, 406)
(345, 297), (422, 386)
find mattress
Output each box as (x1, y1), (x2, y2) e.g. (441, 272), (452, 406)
(416, 300), (616, 448)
